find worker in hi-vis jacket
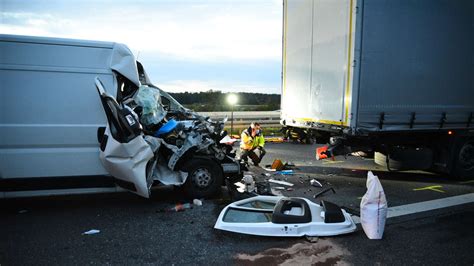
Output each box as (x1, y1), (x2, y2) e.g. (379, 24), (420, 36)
(240, 122), (266, 166)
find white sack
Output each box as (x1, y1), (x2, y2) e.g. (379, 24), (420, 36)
(360, 171), (388, 239)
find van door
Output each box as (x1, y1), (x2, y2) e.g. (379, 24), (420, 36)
(95, 78), (155, 198)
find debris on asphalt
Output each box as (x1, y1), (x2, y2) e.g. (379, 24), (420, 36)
(193, 199), (203, 206)
(268, 179), (294, 187)
(271, 159), (285, 170)
(277, 170), (294, 175)
(273, 186), (286, 190)
(310, 179), (323, 187)
(313, 187), (336, 199)
(219, 135), (238, 144)
(18, 210), (28, 214)
(283, 162), (298, 170)
(234, 182), (246, 193)
(158, 203), (193, 213)
(242, 175), (256, 193)
(305, 236), (319, 243)
(82, 229), (100, 235)
(255, 181), (274, 196)
(214, 196), (356, 237)
(286, 188), (294, 191)
(360, 171), (387, 240)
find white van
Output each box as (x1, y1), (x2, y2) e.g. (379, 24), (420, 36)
(0, 35), (241, 198)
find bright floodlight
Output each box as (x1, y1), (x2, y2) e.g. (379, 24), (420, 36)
(227, 94), (238, 105)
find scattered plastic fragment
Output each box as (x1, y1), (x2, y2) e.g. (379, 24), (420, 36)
(310, 179), (323, 187)
(158, 203), (193, 213)
(82, 229), (100, 235)
(286, 188), (294, 191)
(169, 203), (192, 212)
(234, 182), (246, 193)
(268, 179), (294, 187)
(219, 135), (238, 144)
(271, 159), (284, 170)
(193, 199), (203, 206)
(316, 146), (329, 160)
(242, 175), (256, 193)
(313, 187), (336, 199)
(278, 170), (294, 175)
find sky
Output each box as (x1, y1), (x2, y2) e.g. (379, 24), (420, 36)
(1, 0), (283, 94)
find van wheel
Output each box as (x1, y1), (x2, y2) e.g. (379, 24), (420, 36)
(374, 147), (433, 171)
(181, 158), (223, 198)
(452, 138), (474, 179)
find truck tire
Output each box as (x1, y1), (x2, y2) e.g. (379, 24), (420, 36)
(181, 158), (223, 198)
(374, 147), (433, 171)
(452, 138), (474, 179)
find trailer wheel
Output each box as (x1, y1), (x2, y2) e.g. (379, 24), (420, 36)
(374, 147), (433, 171)
(181, 158), (223, 198)
(452, 138), (474, 179)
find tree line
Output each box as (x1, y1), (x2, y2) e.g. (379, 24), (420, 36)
(169, 90), (280, 112)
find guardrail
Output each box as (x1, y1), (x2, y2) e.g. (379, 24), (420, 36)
(198, 111), (281, 128)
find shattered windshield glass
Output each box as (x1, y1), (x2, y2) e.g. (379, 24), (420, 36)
(223, 208), (273, 223)
(238, 200), (276, 210)
(157, 88), (185, 112)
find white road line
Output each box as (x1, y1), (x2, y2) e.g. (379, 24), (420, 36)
(352, 193), (474, 224)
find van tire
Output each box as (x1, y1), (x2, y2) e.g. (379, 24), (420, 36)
(181, 158), (223, 198)
(374, 147), (433, 171)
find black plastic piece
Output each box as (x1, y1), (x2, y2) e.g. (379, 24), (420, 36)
(272, 198), (312, 224)
(100, 135), (108, 152)
(97, 127), (106, 143)
(467, 112), (472, 128)
(439, 112), (447, 129)
(379, 112), (385, 129)
(313, 187), (336, 199)
(113, 178), (137, 192)
(409, 112), (416, 129)
(320, 200), (345, 223)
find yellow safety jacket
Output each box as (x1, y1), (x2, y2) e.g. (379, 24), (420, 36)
(240, 129), (254, 150)
(252, 135), (265, 149)
(240, 129), (265, 150)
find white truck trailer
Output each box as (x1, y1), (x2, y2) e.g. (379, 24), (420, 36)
(280, 0), (474, 178)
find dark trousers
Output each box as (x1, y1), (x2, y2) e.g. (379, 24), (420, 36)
(240, 147), (266, 165)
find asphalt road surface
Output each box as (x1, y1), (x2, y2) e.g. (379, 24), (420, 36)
(1, 142), (473, 265)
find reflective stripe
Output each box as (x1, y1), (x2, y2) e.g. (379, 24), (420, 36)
(343, 0), (354, 126)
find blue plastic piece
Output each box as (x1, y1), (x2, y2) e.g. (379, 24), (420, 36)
(154, 119), (178, 137)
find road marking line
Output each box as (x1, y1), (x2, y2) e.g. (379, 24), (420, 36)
(352, 193), (474, 224)
(413, 185), (445, 193)
(322, 161), (343, 165)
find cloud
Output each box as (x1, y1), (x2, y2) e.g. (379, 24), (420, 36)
(0, 1), (283, 93)
(1, 2), (282, 62)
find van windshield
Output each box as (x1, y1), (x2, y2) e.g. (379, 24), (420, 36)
(136, 61), (187, 112)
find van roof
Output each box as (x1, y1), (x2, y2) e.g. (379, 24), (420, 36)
(0, 34), (117, 49)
